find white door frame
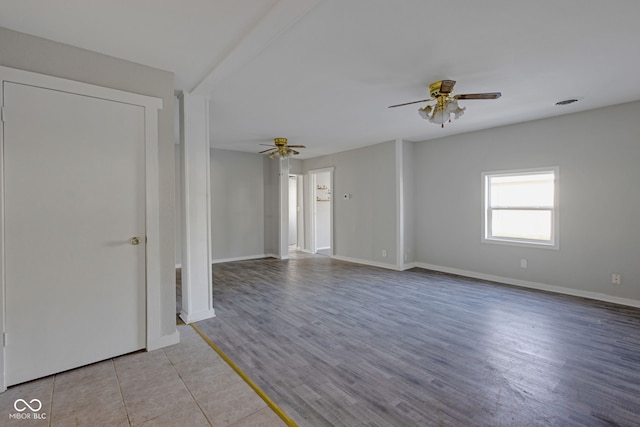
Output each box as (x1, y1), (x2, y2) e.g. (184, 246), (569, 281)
(0, 66), (163, 391)
(288, 175), (298, 248)
(287, 173), (305, 250)
(278, 157), (290, 259)
(296, 174), (305, 250)
(307, 167), (334, 255)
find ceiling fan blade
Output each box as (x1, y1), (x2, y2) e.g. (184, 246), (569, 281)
(439, 80), (456, 94)
(290, 149), (300, 155)
(259, 143), (275, 146)
(287, 145), (306, 148)
(388, 99), (431, 108)
(259, 148), (276, 154)
(455, 92), (501, 100)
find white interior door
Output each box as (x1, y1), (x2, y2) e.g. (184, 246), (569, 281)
(3, 81), (146, 386)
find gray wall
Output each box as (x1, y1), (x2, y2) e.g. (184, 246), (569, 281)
(178, 97), (640, 304)
(0, 27), (177, 336)
(414, 101), (640, 301)
(303, 141), (397, 265)
(210, 149), (264, 260)
(174, 99), (639, 305)
(263, 157), (280, 256)
(289, 158), (303, 175)
(402, 140), (416, 265)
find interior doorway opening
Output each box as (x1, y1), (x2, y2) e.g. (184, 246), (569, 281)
(309, 168), (333, 256)
(288, 175), (304, 251)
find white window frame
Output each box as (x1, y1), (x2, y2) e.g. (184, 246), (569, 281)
(482, 167), (559, 249)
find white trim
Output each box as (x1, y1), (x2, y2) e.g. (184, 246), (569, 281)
(307, 167), (336, 174)
(178, 93), (214, 325)
(395, 139), (404, 269)
(285, 250), (640, 309)
(295, 175), (305, 250)
(481, 166), (560, 250)
(264, 253), (281, 259)
(146, 330), (180, 351)
(0, 81), (5, 394)
(0, 65), (162, 109)
(211, 254), (270, 264)
(308, 172), (316, 253)
(308, 167), (335, 255)
(332, 255), (402, 271)
(279, 157), (290, 259)
(179, 308), (216, 324)
(143, 100), (165, 353)
(0, 65), (165, 391)
(401, 262), (418, 271)
(415, 262), (640, 309)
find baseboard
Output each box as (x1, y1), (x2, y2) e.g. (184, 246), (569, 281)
(179, 308), (216, 324)
(330, 255), (420, 272)
(263, 252), (294, 260)
(147, 330), (180, 351)
(211, 254), (271, 264)
(400, 261), (418, 271)
(331, 255), (403, 271)
(415, 262), (640, 309)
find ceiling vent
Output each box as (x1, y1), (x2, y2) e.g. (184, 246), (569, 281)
(555, 98), (580, 106)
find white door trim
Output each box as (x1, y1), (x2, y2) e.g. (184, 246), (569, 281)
(307, 167), (334, 255)
(279, 158), (290, 260)
(0, 65), (163, 391)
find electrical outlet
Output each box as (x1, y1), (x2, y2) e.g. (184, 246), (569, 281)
(382, 249), (387, 257)
(612, 273), (621, 285)
(520, 259), (528, 268)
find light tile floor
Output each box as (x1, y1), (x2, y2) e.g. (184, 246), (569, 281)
(0, 324), (288, 426)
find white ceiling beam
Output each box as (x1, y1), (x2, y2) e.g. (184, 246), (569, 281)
(190, 0), (322, 95)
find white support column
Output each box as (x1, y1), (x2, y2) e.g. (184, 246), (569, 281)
(178, 92), (215, 323)
(279, 157), (290, 259)
(395, 138), (405, 269)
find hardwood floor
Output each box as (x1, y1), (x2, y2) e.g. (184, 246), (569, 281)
(193, 256), (640, 427)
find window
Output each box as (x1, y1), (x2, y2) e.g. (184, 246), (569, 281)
(482, 167), (558, 248)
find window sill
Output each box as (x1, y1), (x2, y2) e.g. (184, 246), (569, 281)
(482, 237), (559, 250)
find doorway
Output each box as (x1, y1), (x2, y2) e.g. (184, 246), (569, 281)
(288, 175), (305, 255)
(309, 168), (334, 256)
(289, 175), (298, 249)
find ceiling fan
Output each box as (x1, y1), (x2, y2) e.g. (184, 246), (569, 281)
(259, 138), (305, 158)
(388, 80), (501, 128)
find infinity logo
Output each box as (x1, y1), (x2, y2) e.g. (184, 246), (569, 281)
(14, 399), (42, 412)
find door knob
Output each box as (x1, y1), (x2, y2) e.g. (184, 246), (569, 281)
(130, 236), (141, 246)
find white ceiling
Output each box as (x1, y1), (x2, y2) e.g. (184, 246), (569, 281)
(2, 0), (640, 159)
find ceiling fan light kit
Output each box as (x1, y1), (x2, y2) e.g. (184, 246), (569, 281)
(258, 138), (306, 158)
(389, 80), (501, 128)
